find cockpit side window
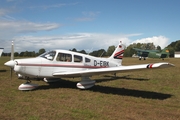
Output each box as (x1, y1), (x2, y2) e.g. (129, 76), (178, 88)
(56, 53), (72, 62)
(39, 51), (56, 61)
(85, 57), (91, 62)
(74, 55), (83, 62)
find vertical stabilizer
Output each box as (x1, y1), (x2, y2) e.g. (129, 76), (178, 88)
(162, 48), (169, 53)
(108, 41), (125, 65)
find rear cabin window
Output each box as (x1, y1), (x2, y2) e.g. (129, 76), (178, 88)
(56, 53), (72, 62)
(74, 55), (83, 62)
(85, 58), (91, 62)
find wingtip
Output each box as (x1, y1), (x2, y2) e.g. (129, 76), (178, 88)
(158, 62), (175, 68)
(147, 62), (175, 69)
(168, 63), (175, 67)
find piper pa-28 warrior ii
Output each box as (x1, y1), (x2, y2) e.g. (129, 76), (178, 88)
(4, 41), (174, 91)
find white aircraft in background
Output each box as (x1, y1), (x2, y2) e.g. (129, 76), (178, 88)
(0, 48), (4, 57)
(4, 41), (174, 91)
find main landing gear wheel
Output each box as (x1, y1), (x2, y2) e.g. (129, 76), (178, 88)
(18, 80), (39, 91)
(76, 76), (95, 89)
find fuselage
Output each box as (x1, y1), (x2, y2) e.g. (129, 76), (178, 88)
(14, 50), (120, 78)
(134, 48), (169, 59)
(148, 52), (168, 59)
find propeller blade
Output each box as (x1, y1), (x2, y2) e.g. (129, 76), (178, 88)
(10, 68), (13, 80)
(11, 41), (14, 60)
(4, 41), (15, 81)
(10, 41), (14, 79)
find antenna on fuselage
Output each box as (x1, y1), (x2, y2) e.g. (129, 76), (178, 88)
(100, 50), (105, 57)
(87, 47), (94, 55)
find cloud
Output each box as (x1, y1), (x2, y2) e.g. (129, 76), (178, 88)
(0, 7), (61, 39)
(3, 33), (135, 52)
(29, 3), (66, 9)
(29, 2), (79, 10)
(0, 20), (60, 32)
(0, 20), (61, 39)
(82, 11), (100, 17)
(131, 36), (169, 48)
(2, 33), (169, 53)
(75, 11), (100, 22)
(6, 0), (16, 2)
(0, 8), (17, 21)
(0, 8), (11, 17)
(75, 17), (95, 22)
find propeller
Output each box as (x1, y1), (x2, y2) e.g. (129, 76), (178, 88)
(10, 41), (14, 80)
(11, 41), (14, 61)
(4, 41), (15, 80)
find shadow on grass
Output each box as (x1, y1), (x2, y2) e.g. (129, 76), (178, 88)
(0, 70), (7, 72)
(37, 78), (172, 100)
(95, 75), (149, 82)
(90, 85), (172, 100)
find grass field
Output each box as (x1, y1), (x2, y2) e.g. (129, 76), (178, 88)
(0, 57), (179, 120)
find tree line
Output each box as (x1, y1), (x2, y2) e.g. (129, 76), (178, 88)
(2, 40), (180, 57)
(2, 48), (46, 57)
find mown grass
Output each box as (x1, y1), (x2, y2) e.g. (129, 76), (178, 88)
(0, 57), (180, 120)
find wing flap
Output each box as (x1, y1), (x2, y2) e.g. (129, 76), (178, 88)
(53, 62), (174, 77)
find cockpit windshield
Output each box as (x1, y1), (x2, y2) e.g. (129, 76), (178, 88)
(39, 51), (56, 60)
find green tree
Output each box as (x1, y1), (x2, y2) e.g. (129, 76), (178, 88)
(31, 51), (36, 57)
(19, 52), (24, 57)
(156, 45), (161, 51)
(106, 45), (115, 56)
(14, 52), (19, 57)
(79, 50), (86, 54)
(38, 48), (46, 55)
(23, 51), (28, 57)
(167, 40), (179, 48)
(167, 46), (175, 57)
(98, 49), (106, 57)
(175, 41), (180, 51)
(124, 44), (135, 57)
(89, 50), (98, 56)
(71, 48), (77, 52)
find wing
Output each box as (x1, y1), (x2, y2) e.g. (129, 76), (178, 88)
(133, 48), (159, 53)
(133, 48), (149, 57)
(53, 62), (174, 77)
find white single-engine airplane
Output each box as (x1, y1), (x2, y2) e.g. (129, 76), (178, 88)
(4, 41), (174, 91)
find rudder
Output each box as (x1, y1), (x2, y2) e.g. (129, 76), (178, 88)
(108, 41), (125, 65)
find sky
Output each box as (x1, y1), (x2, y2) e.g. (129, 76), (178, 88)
(0, 0), (180, 53)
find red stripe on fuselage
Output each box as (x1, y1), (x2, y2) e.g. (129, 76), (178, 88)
(17, 63), (108, 68)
